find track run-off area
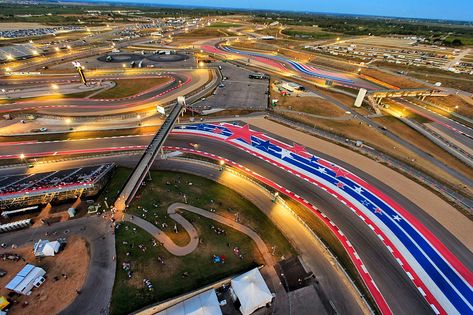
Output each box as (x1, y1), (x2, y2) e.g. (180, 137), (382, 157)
(171, 123), (473, 315)
(1, 122), (472, 314)
(202, 44), (377, 90)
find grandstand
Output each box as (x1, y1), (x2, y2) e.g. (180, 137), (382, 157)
(0, 163), (115, 210)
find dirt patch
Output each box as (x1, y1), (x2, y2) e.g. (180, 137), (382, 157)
(271, 86), (346, 117)
(0, 237), (90, 315)
(361, 68), (425, 89)
(279, 112), (468, 191)
(372, 116), (473, 179)
(425, 95), (473, 120)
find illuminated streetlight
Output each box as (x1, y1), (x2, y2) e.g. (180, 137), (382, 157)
(6, 54), (14, 61)
(122, 63), (126, 68)
(219, 160), (225, 171)
(66, 45), (72, 50)
(55, 47), (60, 52)
(51, 84), (59, 90)
(19, 153), (25, 160)
(272, 191), (279, 202)
(5, 67), (11, 72)
(65, 118), (72, 124)
(32, 50), (39, 56)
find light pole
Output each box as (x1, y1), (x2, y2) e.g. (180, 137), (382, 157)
(272, 191), (279, 203)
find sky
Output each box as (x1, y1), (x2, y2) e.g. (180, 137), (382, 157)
(105, 0), (473, 21)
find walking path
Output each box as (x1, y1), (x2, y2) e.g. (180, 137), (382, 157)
(123, 202), (274, 266)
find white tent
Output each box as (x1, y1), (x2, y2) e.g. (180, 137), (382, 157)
(231, 268), (273, 315)
(157, 289), (222, 315)
(34, 240), (61, 257)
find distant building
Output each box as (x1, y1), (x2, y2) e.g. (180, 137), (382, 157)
(5, 264), (46, 295)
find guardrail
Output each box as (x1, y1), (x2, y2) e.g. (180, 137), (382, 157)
(401, 118), (473, 168)
(268, 114), (473, 214)
(168, 155), (376, 314)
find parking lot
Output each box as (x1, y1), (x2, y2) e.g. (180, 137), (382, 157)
(192, 61), (269, 112)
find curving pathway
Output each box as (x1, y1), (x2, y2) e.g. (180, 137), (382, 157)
(123, 202), (273, 266)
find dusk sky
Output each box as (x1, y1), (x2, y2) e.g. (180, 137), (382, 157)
(102, 0), (473, 21)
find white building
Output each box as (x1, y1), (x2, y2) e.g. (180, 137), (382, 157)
(5, 264), (46, 295)
(231, 268), (273, 315)
(34, 239), (61, 257)
(157, 289), (222, 315)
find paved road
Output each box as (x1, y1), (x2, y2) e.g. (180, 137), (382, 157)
(152, 161), (364, 315)
(0, 69), (210, 116)
(0, 216), (116, 315)
(123, 211), (199, 256)
(2, 128), (472, 313)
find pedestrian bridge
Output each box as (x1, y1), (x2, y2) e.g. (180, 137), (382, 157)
(114, 97), (186, 211)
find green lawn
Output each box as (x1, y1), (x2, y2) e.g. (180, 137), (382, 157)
(91, 78), (171, 99)
(112, 218), (261, 315)
(96, 167), (132, 206)
(209, 22), (241, 28)
(110, 170), (295, 314)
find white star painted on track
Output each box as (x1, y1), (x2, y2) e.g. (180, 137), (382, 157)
(393, 215), (402, 222)
(361, 200), (369, 207)
(279, 149), (293, 160)
(317, 167), (327, 174)
(354, 186), (363, 195)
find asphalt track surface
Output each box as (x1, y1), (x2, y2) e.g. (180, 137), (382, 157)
(2, 128), (473, 314)
(0, 70), (208, 116)
(398, 98), (473, 146)
(202, 43), (379, 90)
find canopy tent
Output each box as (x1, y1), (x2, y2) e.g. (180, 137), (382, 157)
(231, 268), (273, 315)
(157, 289), (222, 315)
(34, 239), (60, 257)
(0, 296), (9, 310)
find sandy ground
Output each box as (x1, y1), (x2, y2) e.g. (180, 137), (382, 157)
(244, 117), (473, 250)
(0, 23), (48, 31)
(0, 236), (90, 315)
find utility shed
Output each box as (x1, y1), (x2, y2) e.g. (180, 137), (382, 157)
(5, 264), (46, 295)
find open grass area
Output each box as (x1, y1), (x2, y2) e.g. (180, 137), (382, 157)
(111, 170), (294, 314)
(112, 221), (260, 315)
(209, 22), (241, 28)
(275, 95), (347, 117)
(96, 167), (133, 205)
(361, 68), (426, 89)
(176, 27), (236, 38)
(282, 27), (338, 40)
(270, 85), (347, 117)
(91, 77), (171, 99)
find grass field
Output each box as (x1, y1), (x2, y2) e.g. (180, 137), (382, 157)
(209, 22), (241, 28)
(91, 77), (171, 99)
(270, 84), (347, 117)
(282, 27), (338, 40)
(176, 27), (236, 38)
(110, 170), (295, 314)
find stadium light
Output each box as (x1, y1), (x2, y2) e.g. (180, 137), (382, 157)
(19, 154), (25, 160)
(51, 84), (59, 90)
